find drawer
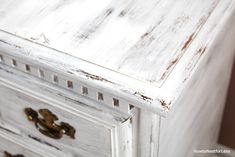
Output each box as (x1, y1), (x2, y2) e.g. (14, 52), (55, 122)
(0, 131), (42, 157)
(0, 83), (131, 157)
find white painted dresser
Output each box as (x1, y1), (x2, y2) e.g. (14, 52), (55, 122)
(0, 0), (234, 157)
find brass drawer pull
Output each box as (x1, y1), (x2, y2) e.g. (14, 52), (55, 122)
(4, 151), (25, 157)
(24, 108), (76, 140)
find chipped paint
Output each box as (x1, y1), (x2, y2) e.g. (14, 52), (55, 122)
(182, 46), (208, 83)
(197, 47), (207, 55)
(166, 58), (179, 71)
(30, 33), (50, 44)
(0, 0), (223, 87)
(134, 91), (153, 102)
(0, 39), (21, 49)
(0, 0), (233, 117)
(181, 33), (195, 51)
(118, 10), (127, 17)
(159, 100), (171, 112)
(77, 70), (115, 84)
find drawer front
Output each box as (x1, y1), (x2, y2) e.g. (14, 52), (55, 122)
(0, 132), (42, 157)
(0, 83), (122, 157)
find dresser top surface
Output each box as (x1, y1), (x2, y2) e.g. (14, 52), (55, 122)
(0, 0), (234, 115)
(0, 0), (225, 86)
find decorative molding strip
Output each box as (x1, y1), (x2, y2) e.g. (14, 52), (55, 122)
(0, 53), (135, 114)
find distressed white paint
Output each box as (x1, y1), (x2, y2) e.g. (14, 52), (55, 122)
(159, 7), (235, 157)
(0, 81), (132, 157)
(131, 108), (160, 157)
(0, 0), (234, 115)
(0, 135), (42, 157)
(0, 127), (68, 157)
(0, 0), (234, 157)
(0, 54), (133, 114)
(0, 0), (222, 85)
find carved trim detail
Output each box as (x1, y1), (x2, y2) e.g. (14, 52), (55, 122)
(0, 53), (135, 114)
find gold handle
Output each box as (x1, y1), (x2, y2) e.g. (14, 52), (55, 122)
(24, 108), (76, 140)
(4, 151), (25, 157)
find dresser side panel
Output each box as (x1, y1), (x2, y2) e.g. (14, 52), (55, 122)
(158, 9), (235, 157)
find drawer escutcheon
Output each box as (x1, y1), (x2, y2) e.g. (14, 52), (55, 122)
(24, 108), (76, 140)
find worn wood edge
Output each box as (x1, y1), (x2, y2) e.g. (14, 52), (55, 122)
(0, 1), (234, 117)
(130, 108), (161, 157)
(157, 1), (235, 155)
(0, 49), (165, 116)
(158, 0), (235, 116)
